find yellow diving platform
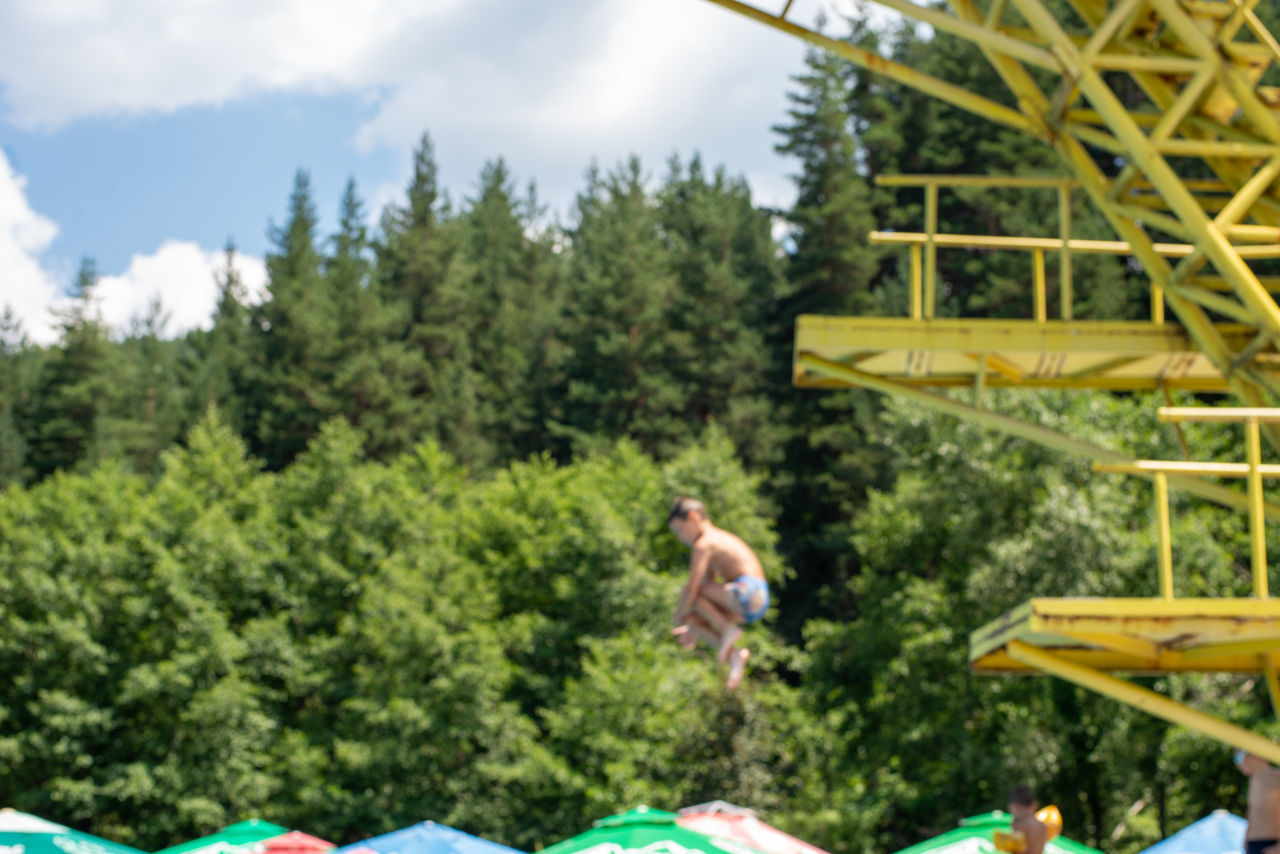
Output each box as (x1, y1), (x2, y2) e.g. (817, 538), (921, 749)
(969, 408), (1280, 765)
(792, 173), (1280, 396)
(969, 599), (1280, 762)
(794, 316), (1275, 392)
(971, 597), (1280, 674)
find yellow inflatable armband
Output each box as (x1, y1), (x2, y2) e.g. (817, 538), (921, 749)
(993, 831), (1026, 853)
(1036, 806), (1062, 841)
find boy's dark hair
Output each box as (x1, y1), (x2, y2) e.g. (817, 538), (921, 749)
(668, 496), (707, 523)
(1009, 785), (1036, 807)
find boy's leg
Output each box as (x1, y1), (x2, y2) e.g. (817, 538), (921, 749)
(726, 647), (750, 691)
(698, 579), (746, 619)
(691, 583), (744, 664)
(673, 613), (720, 650)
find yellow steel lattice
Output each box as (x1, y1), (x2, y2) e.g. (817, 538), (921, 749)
(699, 0), (1280, 762)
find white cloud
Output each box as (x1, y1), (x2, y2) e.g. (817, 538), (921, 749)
(0, 0), (462, 129)
(0, 0), (919, 226)
(0, 1), (851, 154)
(346, 0), (833, 219)
(0, 146), (267, 344)
(96, 241), (268, 338)
(353, 0), (821, 149)
(0, 147), (62, 344)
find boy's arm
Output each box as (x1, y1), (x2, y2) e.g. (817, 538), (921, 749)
(674, 546), (712, 622)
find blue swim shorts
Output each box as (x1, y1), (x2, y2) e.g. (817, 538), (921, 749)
(730, 575), (769, 624)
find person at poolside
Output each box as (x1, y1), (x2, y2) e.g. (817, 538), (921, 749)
(1236, 749), (1280, 854)
(1004, 786), (1048, 854)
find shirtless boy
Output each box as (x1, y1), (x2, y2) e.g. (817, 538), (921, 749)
(1236, 750), (1280, 854)
(1008, 786), (1048, 854)
(667, 496), (769, 691)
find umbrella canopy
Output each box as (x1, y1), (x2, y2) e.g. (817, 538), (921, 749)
(258, 833), (334, 854)
(676, 802), (831, 854)
(540, 806), (768, 854)
(155, 821), (290, 854)
(1138, 811), (1246, 854)
(0, 808), (146, 854)
(334, 821), (524, 854)
(892, 812), (1104, 854)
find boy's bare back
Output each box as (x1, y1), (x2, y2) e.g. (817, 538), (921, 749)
(691, 527), (765, 583)
(1011, 815), (1047, 854)
(1245, 758), (1280, 841)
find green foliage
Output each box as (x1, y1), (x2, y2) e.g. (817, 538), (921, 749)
(0, 415), (811, 849)
(6, 376), (1268, 852)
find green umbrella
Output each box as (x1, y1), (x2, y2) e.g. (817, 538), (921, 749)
(0, 808), (146, 854)
(154, 821), (289, 854)
(892, 812), (1104, 854)
(541, 806), (770, 854)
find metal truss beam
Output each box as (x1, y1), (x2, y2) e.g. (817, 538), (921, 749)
(1006, 641), (1280, 765)
(796, 352), (1280, 520)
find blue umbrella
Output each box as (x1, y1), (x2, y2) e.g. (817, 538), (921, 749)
(335, 822), (524, 854)
(1139, 811), (1246, 854)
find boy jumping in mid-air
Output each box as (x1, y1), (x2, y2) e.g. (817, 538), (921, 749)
(667, 496), (769, 690)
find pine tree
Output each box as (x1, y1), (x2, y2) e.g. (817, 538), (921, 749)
(104, 298), (189, 475)
(553, 158), (683, 457)
(247, 170), (343, 470)
(0, 307), (32, 485)
(188, 240), (255, 434)
(376, 133), (452, 326)
(23, 258), (114, 478)
(657, 153), (786, 468)
(327, 177), (371, 309)
(769, 39), (896, 631)
(373, 133), (494, 465)
(513, 181), (568, 460)
(454, 160), (564, 462)
(325, 176), (433, 460)
(774, 39), (879, 319)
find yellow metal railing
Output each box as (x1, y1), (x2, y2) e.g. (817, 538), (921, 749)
(875, 175), (1077, 320)
(1094, 407), (1280, 600)
(873, 175), (1280, 325)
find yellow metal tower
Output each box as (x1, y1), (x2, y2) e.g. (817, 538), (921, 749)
(700, 0), (1280, 762)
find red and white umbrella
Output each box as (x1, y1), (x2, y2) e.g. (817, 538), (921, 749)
(676, 803), (830, 854)
(254, 832), (335, 854)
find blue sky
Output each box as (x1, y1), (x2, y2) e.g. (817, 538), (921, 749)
(0, 0), (878, 344)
